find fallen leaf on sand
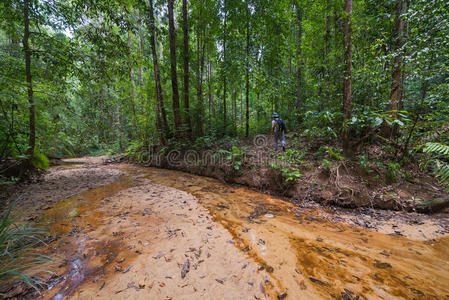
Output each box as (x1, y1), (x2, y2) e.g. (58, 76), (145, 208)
(181, 260), (190, 278)
(123, 265), (133, 273)
(153, 252), (166, 259)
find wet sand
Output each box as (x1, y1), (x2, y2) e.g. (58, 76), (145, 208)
(129, 165), (449, 300)
(2, 159), (448, 299)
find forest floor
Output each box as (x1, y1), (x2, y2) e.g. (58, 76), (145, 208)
(1, 156), (449, 299)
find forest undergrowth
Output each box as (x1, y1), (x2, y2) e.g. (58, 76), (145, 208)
(125, 126), (449, 214)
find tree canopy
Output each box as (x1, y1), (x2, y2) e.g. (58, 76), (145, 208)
(0, 0), (448, 160)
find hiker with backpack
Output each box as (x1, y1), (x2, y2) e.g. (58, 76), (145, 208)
(271, 112), (286, 151)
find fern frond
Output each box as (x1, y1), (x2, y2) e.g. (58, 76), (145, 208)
(423, 142), (449, 156)
(432, 159), (449, 185)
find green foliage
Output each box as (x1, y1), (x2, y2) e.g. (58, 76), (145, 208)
(276, 149), (305, 165)
(270, 149), (304, 182)
(357, 154), (370, 171)
(386, 162), (402, 183)
(422, 142), (449, 186)
(230, 146), (242, 170)
(321, 159), (332, 169)
(0, 202), (50, 293)
(303, 111), (341, 140)
(269, 162), (302, 182)
(423, 142), (449, 156)
(31, 151), (49, 170)
(326, 147), (344, 161)
(430, 161), (449, 184)
(0, 0), (448, 191)
(0, 175), (19, 186)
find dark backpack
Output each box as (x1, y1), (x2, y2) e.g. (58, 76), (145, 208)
(276, 118), (286, 133)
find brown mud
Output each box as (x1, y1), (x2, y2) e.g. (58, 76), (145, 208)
(1, 158), (448, 299)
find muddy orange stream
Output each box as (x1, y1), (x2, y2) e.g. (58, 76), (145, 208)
(120, 166), (449, 300)
(37, 165), (449, 300)
(38, 176), (135, 300)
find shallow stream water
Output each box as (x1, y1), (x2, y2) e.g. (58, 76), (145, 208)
(40, 164), (449, 299)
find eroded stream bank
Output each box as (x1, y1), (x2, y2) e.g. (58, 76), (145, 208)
(2, 158), (449, 299)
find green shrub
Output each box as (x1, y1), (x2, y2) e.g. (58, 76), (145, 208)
(270, 149), (304, 182)
(321, 159), (332, 168)
(357, 154), (370, 171)
(386, 162), (402, 183)
(31, 151), (49, 170)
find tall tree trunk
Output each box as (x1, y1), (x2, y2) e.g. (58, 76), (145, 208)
(208, 59), (211, 132)
(381, 0), (405, 137)
(333, 1), (341, 92)
(399, 17), (408, 110)
(245, 0), (250, 138)
(324, 1), (331, 61)
(127, 32), (138, 134)
(389, 0), (404, 113)
(233, 89), (237, 135)
(197, 3), (205, 136)
(342, 0), (353, 152)
(148, 0), (168, 143)
(208, 57), (214, 131)
(137, 9), (144, 86)
(168, 0), (183, 136)
(324, 0), (332, 107)
(23, 0), (35, 156)
(182, 0), (192, 137)
(222, 0), (227, 134)
(295, 0), (303, 117)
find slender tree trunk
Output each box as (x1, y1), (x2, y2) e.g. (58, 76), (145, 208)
(399, 61), (406, 109)
(389, 0), (404, 113)
(295, 1), (303, 117)
(208, 59), (211, 132)
(208, 57), (214, 131)
(182, 0), (192, 137)
(399, 18), (408, 110)
(199, 44), (205, 135)
(342, 0), (353, 152)
(137, 9), (144, 86)
(222, 0), (227, 134)
(333, 2), (341, 92)
(23, 0), (35, 156)
(324, 2), (331, 61)
(233, 89), (237, 135)
(381, 0), (405, 137)
(245, 0), (250, 138)
(324, 0), (331, 107)
(148, 0), (168, 143)
(197, 4), (205, 136)
(100, 85), (109, 145)
(127, 32), (138, 134)
(168, 0), (183, 136)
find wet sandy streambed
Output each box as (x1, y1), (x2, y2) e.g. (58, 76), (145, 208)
(29, 163), (449, 299)
(133, 166), (449, 299)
